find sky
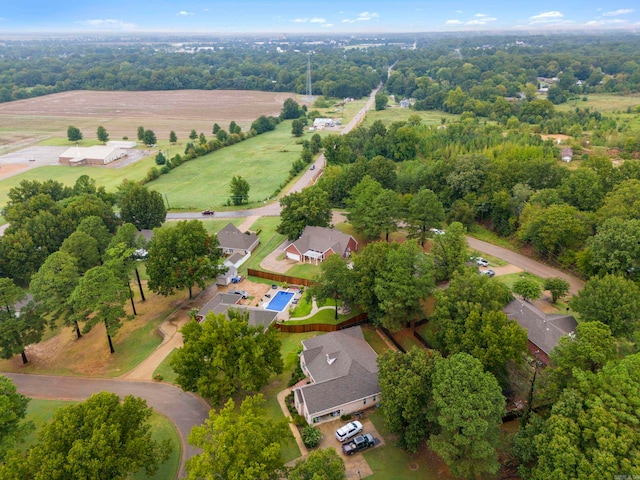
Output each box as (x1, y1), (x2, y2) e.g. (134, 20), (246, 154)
(1, 1), (639, 34)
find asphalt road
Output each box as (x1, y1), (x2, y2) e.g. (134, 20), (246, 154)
(467, 236), (584, 295)
(5, 373), (210, 477)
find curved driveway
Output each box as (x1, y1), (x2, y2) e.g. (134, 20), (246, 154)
(5, 373), (209, 477)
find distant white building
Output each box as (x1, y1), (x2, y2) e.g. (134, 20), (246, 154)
(107, 140), (137, 149)
(312, 118), (335, 129)
(59, 146), (127, 166)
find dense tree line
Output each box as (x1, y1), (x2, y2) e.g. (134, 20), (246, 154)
(0, 41), (384, 103)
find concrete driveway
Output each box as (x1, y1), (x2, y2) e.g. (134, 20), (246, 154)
(5, 373), (210, 477)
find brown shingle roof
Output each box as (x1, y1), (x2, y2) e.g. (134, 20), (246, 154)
(290, 226), (355, 257)
(217, 223), (259, 251)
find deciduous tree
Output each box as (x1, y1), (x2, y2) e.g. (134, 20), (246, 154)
(67, 125), (82, 142)
(308, 254), (353, 320)
(571, 273), (640, 337)
(291, 119), (304, 137)
(0, 375), (33, 462)
(171, 310), (282, 404)
(229, 175), (250, 205)
(543, 277), (570, 303)
(406, 188), (445, 246)
(119, 184), (166, 230)
(143, 129), (156, 146)
(2, 392), (172, 479)
(513, 277), (543, 302)
(429, 353), (505, 479)
(280, 98), (302, 120)
(430, 222), (468, 281)
(378, 348), (440, 453)
(96, 125), (109, 143)
(277, 187), (332, 240)
(60, 230), (100, 275)
(0, 299), (45, 364)
(287, 448), (346, 480)
(187, 394), (290, 480)
(146, 220), (222, 299)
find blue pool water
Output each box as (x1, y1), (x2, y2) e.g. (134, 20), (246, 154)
(266, 291), (295, 311)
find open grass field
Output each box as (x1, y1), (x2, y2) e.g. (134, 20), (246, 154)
(147, 120), (304, 210)
(555, 93), (640, 114)
(19, 398), (181, 480)
(0, 89), (304, 155)
(362, 107), (459, 128)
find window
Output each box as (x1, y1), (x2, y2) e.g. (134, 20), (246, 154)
(363, 398), (367, 405)
(373, 395), (376, 402)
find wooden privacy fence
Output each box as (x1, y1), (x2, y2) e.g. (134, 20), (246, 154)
(275, 312), (369, 333)
(247, 269), (316, 287)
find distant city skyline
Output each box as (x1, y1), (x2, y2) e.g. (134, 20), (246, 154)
(0, 1), (638, 34)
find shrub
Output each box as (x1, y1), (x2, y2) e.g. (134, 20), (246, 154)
(301, 425), (322, 448)
(288, 362), (306, 387)
(340, 414), (352, 421)
(293, 414), (307, 427)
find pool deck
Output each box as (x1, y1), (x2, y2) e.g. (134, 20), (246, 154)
(259, 287), (302, 319)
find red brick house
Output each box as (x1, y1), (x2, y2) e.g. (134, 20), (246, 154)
(285, 226), (357, 264)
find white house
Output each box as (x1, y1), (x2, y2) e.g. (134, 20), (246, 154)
(59, 146), (127, 166)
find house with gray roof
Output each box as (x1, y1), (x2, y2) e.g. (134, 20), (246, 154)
(504, 298), (577, 365)
(293, 326), (380, 424)
(217, 223), (260, 256)
(285, 226), (357, 264)
(197, 292), (277, 331)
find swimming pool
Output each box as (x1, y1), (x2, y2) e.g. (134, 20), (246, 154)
(266, 291), (295, 312)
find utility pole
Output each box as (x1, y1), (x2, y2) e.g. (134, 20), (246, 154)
(306, 53), (313, 101)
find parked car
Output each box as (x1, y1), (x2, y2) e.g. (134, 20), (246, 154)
(310, 164), (316, 170)
(429, 228), (445, 235)
(229, 289), (249, 299)
(480, 269), (495, 277)
(476, 258), (489, 267)
(342, 433), (375, 455)
(335, 420), (363, 442)
(201, 209), (215, 215)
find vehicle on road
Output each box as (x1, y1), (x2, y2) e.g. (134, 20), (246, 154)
(480, 269), (495, 277)
(476, 258), (489, 267)
(201, 210), (215, 215)
(229, 289), (249, 299)
(342, 433), (375, 455)
(310, 164), (316, 170)
(336, 420), (363, 442)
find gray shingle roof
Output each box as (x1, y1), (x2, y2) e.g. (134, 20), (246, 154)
(197, 293), (277, 330)
(504, 298), (577, 355)
(217, 223), (259, 251)
(291, 226), (355, 257)
(297, 326), (379, 416)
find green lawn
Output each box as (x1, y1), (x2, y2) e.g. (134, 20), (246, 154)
(362, 107), (459, 128)
(496, 271), (545, 290)
(147, 121), (304, 211)
(258, 331), (320, 463)
(554, 93), (640, 114)
(152, 348), (179, 384)
(467, 224), (519, 252)
(286, 262), (320, 280)
(362, 325), (392, 356)
(241, 217), (286, 274)
(364, 409), (443, 480)
(290, 295), (313, 318)
(20, 398), (181, 480)
(108, 314), (167, 377)
(284, 305), (361, 325)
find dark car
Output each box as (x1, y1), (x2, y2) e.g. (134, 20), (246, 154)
(342, 434), (375, 455)
(202, 210), (215, 215)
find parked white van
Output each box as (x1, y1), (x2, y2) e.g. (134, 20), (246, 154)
(335, 420), (363, 442)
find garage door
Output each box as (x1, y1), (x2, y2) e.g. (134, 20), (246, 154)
(286, 252), (300, 261)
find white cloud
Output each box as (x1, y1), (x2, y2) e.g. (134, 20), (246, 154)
(309, 17), (326, 23)
(78, 19), (136, 30)
(466, 17), (497, 25)
(475, 13), (488, 17)
(445, 19), (463, 25)
(177, 11), (193, 16)
(293, 18), (307, 23)
(529, 11), (564, 23)
(456, 10), (463, 14)
(357, 11), (380, 21)
(602, 8), (634, 16)
(322, 23), (333, 28)
(342, 18), (356, 23)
